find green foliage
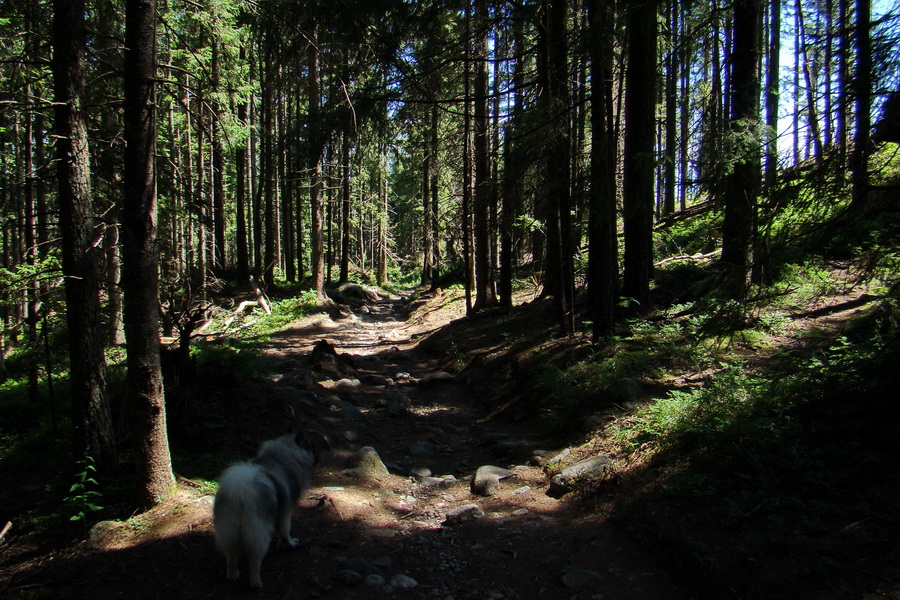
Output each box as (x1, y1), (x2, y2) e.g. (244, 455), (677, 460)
(64, 457), (104, 529)
(616, 363), (759, 451)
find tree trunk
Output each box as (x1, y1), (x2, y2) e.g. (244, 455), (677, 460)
(308, 29), (326, 300)
(765, 0), (781, 190)
(262, 41), (277, 287)
(622, 0), (657, 310)
(462, 2), (474, 314)
(720, 0), (763, 300)
(472, 0), (495, 311)
(211, 41), (226, 272)
(122, 0), (175, 507)
(340, 131), (352, 283)
(235, 85), (250, 281)
(588, 0), (618, 339)
(429, 102), (441, 291)
(850, 0), (871, 210)
(542, 0), (574, 335)
(52, 0), (115, 469)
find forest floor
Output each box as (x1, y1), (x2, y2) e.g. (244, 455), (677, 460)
(1, 283), (898, 600)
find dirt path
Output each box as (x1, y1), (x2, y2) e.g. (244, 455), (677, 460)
(1, 290), (690, 600)
(221, 290), (689, 599)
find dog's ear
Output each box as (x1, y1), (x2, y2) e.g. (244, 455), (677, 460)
(294, 428), (331, 463)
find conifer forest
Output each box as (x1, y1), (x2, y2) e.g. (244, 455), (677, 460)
(1, 0), (900, 598)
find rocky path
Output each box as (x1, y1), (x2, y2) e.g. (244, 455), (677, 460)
(242, 289), (690, 600)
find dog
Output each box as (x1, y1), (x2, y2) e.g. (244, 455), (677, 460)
(213, 431), (318, 588)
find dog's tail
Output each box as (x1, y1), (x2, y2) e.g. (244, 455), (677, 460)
(214, 464), (273, 561)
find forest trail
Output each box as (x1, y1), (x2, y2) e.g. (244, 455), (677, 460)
(233, 287), (691, 600)
(1, 289), (692, 600)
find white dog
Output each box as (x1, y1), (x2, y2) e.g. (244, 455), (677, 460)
(213, 432), (316, 588)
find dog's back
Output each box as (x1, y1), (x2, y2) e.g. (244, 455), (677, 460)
(213, 434), (315, 588)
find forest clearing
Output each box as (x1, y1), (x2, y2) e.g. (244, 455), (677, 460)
(2, 0), (900, 598)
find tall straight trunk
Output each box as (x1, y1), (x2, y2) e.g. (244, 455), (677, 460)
(280, 96), (294, 282)
(663, 0), (677, 217)
(52, 0), (115, 468)
(211, 42), (226, 271)
(622, 0), (657, 310)
(499, 14), (525, 309)
(588, 0), (618, 339)
(235, 93), (250, 281)
(308, 30), (326, 300)
(679, 10), (690, 211)
(720, 0), (763, 300)
(851, 0), (871, 209)
(421, 123), (433, 286)
(765, 0), (781, 189)
(429, 102), (441, 291)
(793, 8), (802, 163)
(823, 0), (834, 148)
(542, 0), (574, 335)
(472, 0), (494, 310)
(462, 3), (474, 314)
(122, 0), (174, 507)
(24, 27), (40, 406)
(837, 0), (850, 163)
(796, 1), (824, 161)
(376, 143), (388, 286)
(295, 95), (305, 279)
(340, 131), (351, 283)
(262, 44), (277, 286)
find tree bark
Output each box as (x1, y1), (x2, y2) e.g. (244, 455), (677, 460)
(472, 0), (495, 310)
(588, 0), (618, 339)
(622, 0), (657, 310)
(308, 28), (326, 300)
(122, 0), (175, 507)
(52, 0), (115, 468)
(543, 0), (574, 335)
(720, 0), (763, 300)
(235, 79), (250, 281)
(851, 0), (871, 210)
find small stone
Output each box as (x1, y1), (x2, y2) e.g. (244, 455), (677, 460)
(341, 556), (382, 576)
(386, 402), (408, 418)
(383, 389), (411, 405)
(87, 520), (126, 549)
(273, 358), (302, 372)
(419, 371), (456, 387)
(364, 574), (387, 586)
(341, 403), (363, 421)
(548, 448), (571, 464)
(561, 569), (603, 589)
(444, 503), (485, 525)
(338, 569), (363, 586)
(342, 430), (359, 442)
(409, 466), (432, 480)
(471, 465), (515, 496)
(391, 574), (418, 589)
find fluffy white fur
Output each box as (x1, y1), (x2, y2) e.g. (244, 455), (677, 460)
(213, 433), (315, 589)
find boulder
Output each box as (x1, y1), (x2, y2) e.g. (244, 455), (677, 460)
(547, 455), (613, 498)
(343, 446), (390, 480)
(471, 465), (515, 497)
(310, 339), (358, 379)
